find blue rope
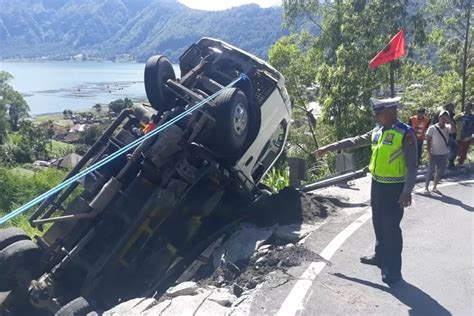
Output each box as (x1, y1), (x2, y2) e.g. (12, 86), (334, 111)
(0, 75), (245, 225)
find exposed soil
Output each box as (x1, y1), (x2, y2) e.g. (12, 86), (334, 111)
(191, 187), (339, 295)
(245, 187), (338, 226)
(207, 244), (328, 291)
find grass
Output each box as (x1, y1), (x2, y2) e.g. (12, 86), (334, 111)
(33, 113), (70, 126)
(0, 166), (68, 237)
(48, 140), (76, 158)
(262, 167), (290, 192)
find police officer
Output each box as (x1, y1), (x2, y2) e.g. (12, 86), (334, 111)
(314, 97), (417, 285)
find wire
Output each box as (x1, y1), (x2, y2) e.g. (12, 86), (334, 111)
(0, 75), (245, 225)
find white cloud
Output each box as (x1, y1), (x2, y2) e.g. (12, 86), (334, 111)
(178, 0), (282, 11)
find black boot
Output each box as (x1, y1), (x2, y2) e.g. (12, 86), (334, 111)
(382, 268), (402, 286)
(360, 254), (380, 267)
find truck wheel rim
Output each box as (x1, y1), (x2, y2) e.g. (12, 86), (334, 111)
(233, 103), (248, 136)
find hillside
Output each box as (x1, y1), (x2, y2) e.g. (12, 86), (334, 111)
(0, 0), (287, 62)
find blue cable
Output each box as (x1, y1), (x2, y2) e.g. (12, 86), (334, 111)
(0, 75), (244, 225)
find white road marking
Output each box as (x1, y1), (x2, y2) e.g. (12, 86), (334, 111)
(414, 179), (474, 192)
(276, 211), (371, 316)
(276, 178), (473, 316)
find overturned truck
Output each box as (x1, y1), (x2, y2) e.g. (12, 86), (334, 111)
(0, 38), (292, 315)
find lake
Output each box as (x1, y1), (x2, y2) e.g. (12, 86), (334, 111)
(0, 61), (180, 115)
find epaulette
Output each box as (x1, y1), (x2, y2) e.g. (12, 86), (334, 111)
(394, 122), (412, 134)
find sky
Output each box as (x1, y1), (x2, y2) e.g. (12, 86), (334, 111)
(178, 0), (282, 11)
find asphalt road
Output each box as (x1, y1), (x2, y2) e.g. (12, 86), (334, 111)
(249, 175), (473, 316)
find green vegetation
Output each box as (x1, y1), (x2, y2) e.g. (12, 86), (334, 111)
(267, 0), (472, 183)
(48, 140), (76, 158)
(109, 97), (133, 115)
(0, 0), (286, 62)
(0, 1), (472, 224)
(0, 166), (67, 236)
(263, 168), (290, 193)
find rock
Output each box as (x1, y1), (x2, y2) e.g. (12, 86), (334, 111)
(166, 281), (199, 297)
(255, 257), (266, 265)
(208, 288), (237, 307)
(285, 243), (294, 249)
(274, 224), (317, 243)
(151, 290), (211, 316)
(195, 298), (229, 316)
(132, 298), (158, 313)
(212, 223), (276, 268)
(104, 298), (143, 314)
(245, 280), (257, 289)
(256, 248), (269, 257)
(104, 297), (158, 315)
(233, 283), (244, 297)
(258, 244), (272, 251)
(217, 275), (225, 285)
(226, 262), (241, 275)
(177, 236), (225, 283)
(142, 300), (172, 316)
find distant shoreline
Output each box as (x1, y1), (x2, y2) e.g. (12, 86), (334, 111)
(1, 59), (142, 64)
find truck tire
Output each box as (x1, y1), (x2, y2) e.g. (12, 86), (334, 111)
(144, 55), (176, 112)
(210, 88), (250, 155)
(55, 297), (94, 316)
(0, 227), (29, 251)
(0, 240), (41, 291)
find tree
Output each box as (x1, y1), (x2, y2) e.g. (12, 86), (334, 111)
(268, 33), (319, 161)
(4, 88), (29, 131)
(94, 103), (102, 115)
(0, 71), (30, 132)
(0, 71), (13, 143)
(108, 99), (127, 115)
(11, 121), (49, 163)
(124, 97), (133, 108)
(80, 125), (104, 145)
(273, 1), (427, 175)
(425, 0), (473, 110)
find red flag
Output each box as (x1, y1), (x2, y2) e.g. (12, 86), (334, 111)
(369, 29), (406, 69)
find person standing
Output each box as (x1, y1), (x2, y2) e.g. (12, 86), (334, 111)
(408, 108), (430, 166)
(424, 111), (457, 194)
(445, 103), (458, 169)
(315, 97), (417, 285)
(456, 102), (474, 165)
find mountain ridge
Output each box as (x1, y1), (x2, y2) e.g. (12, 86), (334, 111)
(0, 0), (286, 62)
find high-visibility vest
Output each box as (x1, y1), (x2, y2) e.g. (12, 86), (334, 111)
(410, 115), (429, 140)
(369, 123), (412, 183)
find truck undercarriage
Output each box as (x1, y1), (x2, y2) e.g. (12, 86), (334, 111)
(0, 38), (291, 315)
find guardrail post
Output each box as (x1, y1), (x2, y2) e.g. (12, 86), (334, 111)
(288, 157), (307, 187)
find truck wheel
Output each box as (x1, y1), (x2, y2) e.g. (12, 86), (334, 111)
(0, 227), (29, 251)
(144, 55), (176, 112)
(0, 240), (41, 291)
(55, 297), (94, 316)
(210, 88), (250, 155)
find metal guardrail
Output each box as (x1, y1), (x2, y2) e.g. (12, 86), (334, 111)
(298, 164), (472, 193)
(298, 167), (368, 192)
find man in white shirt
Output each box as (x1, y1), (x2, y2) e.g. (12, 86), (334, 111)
(425, 110), (457, 194)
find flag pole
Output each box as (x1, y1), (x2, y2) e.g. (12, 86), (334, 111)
(389, 61), (395, 97)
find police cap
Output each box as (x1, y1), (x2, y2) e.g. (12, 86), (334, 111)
(370, 97), (401, 113)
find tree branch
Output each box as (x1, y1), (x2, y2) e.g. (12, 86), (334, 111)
(304, 10), (324, 33)
(292, 141), (310, 154)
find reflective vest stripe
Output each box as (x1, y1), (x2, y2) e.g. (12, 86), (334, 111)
(372, 174), (406, 183)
